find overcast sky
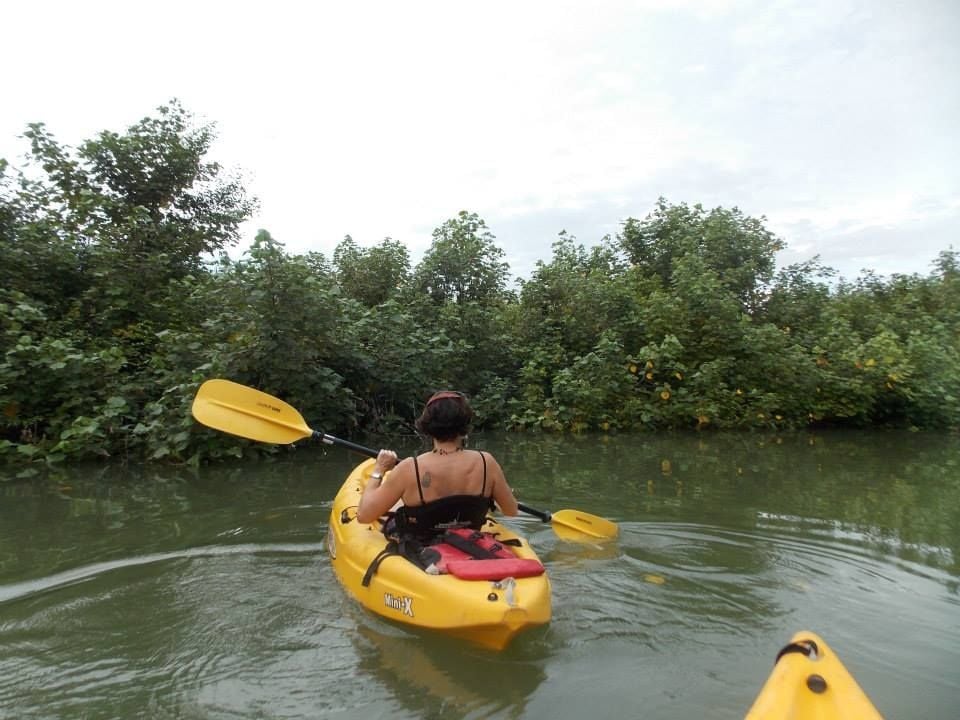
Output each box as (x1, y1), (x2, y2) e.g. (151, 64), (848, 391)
(4, 0), (958, 282)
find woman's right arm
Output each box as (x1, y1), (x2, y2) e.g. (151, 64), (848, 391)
(356, 451), (405, 523)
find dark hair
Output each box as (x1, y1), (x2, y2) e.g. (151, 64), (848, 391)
(415, 391), (473, 441)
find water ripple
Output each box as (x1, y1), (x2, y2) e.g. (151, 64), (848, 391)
(0, 543), (325, 605)
(1, 513), (957, 718)
(543, 517), (960, 668)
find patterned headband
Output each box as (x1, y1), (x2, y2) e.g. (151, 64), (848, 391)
(425, 390), (465, 407)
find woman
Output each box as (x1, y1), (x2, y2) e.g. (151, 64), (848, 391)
(356, 391), (519, 535)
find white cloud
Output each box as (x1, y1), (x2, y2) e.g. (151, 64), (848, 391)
(2, 0), (957, 281)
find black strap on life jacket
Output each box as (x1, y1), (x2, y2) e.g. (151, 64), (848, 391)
(441, 530), (502, 559)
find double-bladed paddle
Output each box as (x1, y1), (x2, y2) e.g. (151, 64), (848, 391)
(191, 378), (618, 541)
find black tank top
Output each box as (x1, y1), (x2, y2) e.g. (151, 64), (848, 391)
(392, 450), (493, 539)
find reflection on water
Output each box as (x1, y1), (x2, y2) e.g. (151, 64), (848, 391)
(497, 430), (960, 577)
(354, 622), (547, 719)
(0, 431), (958, 719)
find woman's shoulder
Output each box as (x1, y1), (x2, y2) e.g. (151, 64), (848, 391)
(395, 453), (432, 472)
(475, 449), (505, 473)
(390, 456), (417, 476)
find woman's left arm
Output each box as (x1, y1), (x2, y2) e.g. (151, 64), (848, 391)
(487, 454), (519, 516)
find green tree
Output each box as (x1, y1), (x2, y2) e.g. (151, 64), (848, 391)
(205, 231), (358, 426)
(403, 212), (519, 403)
(5, 101), (254, 335)
(619, 198), (784, 311)
(511, 233), (653, 415)
(412, 211), (510, 305)
(333, 235), (411, 307)
(517, 233), (640, 355)
(762, 256), (837, 343)
(0, 101), (255, 461)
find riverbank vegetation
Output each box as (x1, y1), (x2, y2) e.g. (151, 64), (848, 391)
(2, 103), (958, 464)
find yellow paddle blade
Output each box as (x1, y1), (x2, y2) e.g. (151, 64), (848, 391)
(552, 522), (603, 543)
(191, 379), (314, 444)
(551, 509), (619, 540)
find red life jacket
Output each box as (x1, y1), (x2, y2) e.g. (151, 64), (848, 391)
(422, 528), (545, 580)
(363, 527), (545, 585)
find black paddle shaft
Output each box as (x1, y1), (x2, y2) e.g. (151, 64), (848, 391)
(517, 503), (551, 522)
(315, 432), (379, 459)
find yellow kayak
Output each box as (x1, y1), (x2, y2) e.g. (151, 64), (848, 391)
(746, 631), (883, 719)
(327, 459), (552, 651)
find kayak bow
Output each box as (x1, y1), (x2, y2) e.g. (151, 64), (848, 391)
(746, 631), (883, 719)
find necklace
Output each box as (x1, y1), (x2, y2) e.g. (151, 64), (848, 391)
(432, 446), (463, 455)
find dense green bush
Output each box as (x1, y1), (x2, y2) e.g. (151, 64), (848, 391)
(2, 103), (958, 465)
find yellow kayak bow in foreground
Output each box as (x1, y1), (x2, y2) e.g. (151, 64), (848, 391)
(746, 631), (883, 719)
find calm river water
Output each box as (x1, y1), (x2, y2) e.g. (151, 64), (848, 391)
(1, 430), (958, 719)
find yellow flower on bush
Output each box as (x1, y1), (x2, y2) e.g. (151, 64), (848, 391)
(645, 360), (654, 370)
(660, 390), (671, 400)
(865, 358), (876, 367)
(674, 372), (683, 380)
(645, 372), (654, 380)
(629, 364), (638, 374)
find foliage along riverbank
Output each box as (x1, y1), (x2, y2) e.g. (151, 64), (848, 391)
(2, 102), (959, 466)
